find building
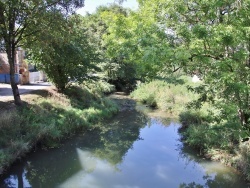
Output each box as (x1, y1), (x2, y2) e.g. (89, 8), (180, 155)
(0, 49), (28, 84)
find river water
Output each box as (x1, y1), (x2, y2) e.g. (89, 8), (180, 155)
(0, 104), (249, 188)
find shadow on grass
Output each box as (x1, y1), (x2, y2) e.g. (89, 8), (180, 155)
(63, 85), (98, 109)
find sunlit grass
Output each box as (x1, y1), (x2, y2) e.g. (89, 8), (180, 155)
(131, 76), (198, 117)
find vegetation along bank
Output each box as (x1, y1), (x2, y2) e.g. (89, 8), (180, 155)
(0, 81), (118, 174)
(132, 76), (250, 182)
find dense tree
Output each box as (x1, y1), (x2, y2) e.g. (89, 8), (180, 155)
(101, 1), (184, 82)
(0, 0), (84, 105)
(81, 4), (139, 92)
(25, 15), (99, 91)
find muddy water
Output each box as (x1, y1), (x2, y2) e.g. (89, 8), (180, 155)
(0, 105), (249, 188)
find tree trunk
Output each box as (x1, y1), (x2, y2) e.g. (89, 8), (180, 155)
(7, 44), (22, 106)
(2, 2), (22, 106)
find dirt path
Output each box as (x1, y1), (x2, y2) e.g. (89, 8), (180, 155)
(0, 82), (52, 101)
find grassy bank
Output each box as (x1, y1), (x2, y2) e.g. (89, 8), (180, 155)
(0, 81), (118, 174)
(130, 76), (197, 117)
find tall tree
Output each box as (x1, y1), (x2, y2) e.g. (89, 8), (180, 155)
(101, 1), (182, 82)
(25, 15), (100, 91)
(81, 4), (139, 91)
(0, 0), (84, 105)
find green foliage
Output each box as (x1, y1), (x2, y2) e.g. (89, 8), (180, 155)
(81, 80), (116, 96)
(79, 5), (139, 92)
(182, 122), (239, 153)
(178, 101), (250, 179)
(179, 110), (209, 127)
(192, 24), (208, 39)
(133, 0), (250, 137)
(26, 15), (100, 92)
(236, 141), (250, 180)
(160, 0), (250, 131)
(131, 76), (196, 116)
(103, 61), (138, 92)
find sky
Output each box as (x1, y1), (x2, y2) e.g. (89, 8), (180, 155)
(76, 0), (138, 15)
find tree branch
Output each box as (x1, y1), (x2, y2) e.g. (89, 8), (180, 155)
(189, 53), (223, 61)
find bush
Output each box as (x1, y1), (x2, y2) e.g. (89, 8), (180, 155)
(177, 91), (250, 180)
(182, 121), (240, 154)
(236, 141), (250, 180)
(131, 78), (197, 116)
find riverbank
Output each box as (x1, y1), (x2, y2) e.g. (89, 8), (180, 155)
(179, 110), (250, 182)
(1, 90), (248, 187)
(0, 83), (118, 175)
(131, 78), (250, 182)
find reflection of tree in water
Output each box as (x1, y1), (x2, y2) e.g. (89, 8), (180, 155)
(179, 182), (204, 188)
(0, 161), (28, 188)
(0, 110), (147, 188)
(180, 173), (247, 188)
(146, 117), (170, 128)
(178, 143), (248, 188)
(93, 110), (147, 165)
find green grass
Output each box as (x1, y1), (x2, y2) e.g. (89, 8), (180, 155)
(130, 76), (198, 117)
(0, 81), (118, 174)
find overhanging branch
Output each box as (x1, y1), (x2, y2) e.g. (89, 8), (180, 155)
(189, 53), (223, 61)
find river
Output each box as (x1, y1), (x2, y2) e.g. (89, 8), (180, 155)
(0, 100), (249, 188)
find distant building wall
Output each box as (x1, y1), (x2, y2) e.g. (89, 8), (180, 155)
(0, 50), (22, 74)
(0, 50), (47, 84)
(0, 50), (23, 83)
(0, 53), (10, 74)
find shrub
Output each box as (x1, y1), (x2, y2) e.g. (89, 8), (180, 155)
(236, 141), (250, 180)
(179, 110), (210, 131)
(131, 78), (197, 116)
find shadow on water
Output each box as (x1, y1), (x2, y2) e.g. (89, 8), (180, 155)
(0, 103), (249, 187)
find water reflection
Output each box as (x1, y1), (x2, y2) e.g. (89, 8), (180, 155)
(0, 109), (249, 188)
(178, 137), (248, 188)
(0, 110), (147, 188)
(1, 167), (31, 188)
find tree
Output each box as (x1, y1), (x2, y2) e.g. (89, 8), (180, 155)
(25, 15), (100, 92)
(0, 0), (84, 105)
(81, 4), (139, 92)
(101, 1), (182, 83)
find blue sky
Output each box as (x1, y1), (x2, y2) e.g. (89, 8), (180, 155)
(76, 0), (138, 15)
